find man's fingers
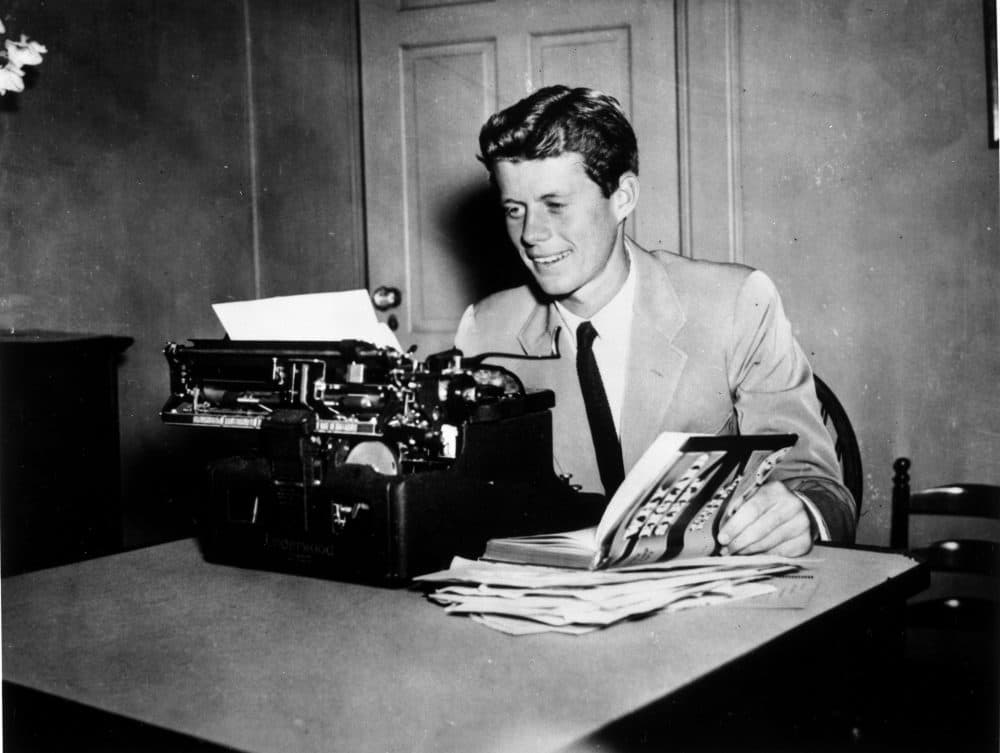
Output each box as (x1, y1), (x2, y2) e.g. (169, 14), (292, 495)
(772, 531), (814, 558)
(717, 481), (817, 557)
(730, 511), (810, 555)
(719, 486), (797, 549)
(718, 496), (764, 545)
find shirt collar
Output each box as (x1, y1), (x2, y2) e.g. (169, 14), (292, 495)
(554, 242), (636, 347)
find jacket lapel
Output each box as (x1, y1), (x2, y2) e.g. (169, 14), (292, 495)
(516, 303), (558, 357)
(514, 303), (580, 435)
(514, 302), (598, 488)
(620, 247), (688, 470)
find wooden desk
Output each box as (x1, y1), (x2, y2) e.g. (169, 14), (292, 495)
(2, 540), (925, 753)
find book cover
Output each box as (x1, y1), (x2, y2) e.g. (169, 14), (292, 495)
(482, 432), (796, 570)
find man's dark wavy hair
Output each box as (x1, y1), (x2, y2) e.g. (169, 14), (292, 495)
(478, 85), (639, 198)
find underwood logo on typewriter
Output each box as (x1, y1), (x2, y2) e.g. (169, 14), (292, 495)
(263, 534), (338, 560)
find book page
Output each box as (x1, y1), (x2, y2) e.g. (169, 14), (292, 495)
(597, 438), (795, 569)
(603, 451), (731, 568)
(594, 432), (690, 548)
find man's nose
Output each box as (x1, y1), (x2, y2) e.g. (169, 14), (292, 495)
(521, 209), (551, 246)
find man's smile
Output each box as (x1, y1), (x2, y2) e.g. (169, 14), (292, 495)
(530, 249), (572, 267)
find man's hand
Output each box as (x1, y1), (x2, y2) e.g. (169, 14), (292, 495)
(717, 481), (813, 557)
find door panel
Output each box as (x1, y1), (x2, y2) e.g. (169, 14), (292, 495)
(532, 28), (631, 110)
(360, 0), (677, 355)
(403, 42), (498, 333)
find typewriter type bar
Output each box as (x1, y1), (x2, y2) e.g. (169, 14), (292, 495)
(160, 338), (545, 461)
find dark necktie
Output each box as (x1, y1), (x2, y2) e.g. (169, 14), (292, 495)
(576, 321), (625, 497)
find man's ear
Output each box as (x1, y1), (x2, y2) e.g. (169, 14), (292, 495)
(612, 172), (639, 222)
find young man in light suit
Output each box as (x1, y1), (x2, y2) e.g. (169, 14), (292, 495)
(456, 86), (856, 554)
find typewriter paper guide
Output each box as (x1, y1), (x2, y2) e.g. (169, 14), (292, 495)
(212, 290), (401, 349)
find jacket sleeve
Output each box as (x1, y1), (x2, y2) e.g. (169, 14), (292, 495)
(727, 271), (857, 542)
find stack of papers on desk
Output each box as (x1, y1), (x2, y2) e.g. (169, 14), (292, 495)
(414, 555), (813, 636)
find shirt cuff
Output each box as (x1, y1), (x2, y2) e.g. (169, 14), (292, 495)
(795, 492), (831, 542)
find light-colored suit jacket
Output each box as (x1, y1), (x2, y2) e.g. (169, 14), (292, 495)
(455, 243), (857, 542)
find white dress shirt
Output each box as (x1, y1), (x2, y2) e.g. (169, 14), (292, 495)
(554, 248), (636, 438)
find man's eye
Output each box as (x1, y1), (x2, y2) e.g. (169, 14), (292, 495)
(546, 202), (565, 213)
(505, 206), (524, 219)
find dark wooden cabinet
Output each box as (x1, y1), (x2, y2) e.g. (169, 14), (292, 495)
(0, 331), (132, 575)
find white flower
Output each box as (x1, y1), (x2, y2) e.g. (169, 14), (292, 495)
(6, 35), (46, 67)
(0, 62), (25, 94)
(0, 21), (47, 95)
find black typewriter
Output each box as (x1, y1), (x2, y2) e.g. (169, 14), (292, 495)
(161, 339), (600, 584)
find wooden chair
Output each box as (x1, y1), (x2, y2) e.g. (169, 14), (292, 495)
(887, 458), (999, 752)
(814, 374), (863, 515)
(890, 457), (1000, 629)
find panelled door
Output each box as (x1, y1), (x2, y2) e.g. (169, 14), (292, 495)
(360, 0), (678, 355)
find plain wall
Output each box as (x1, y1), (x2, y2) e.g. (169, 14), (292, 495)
(0, 0), (996, 548)
(737, 0), (998, 543)
(0, 0), (364, 544)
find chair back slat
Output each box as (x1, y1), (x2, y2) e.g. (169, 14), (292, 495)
(912, 539), (999, 576)
(908, 486), (1000, 519)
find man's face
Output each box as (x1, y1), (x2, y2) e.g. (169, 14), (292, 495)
(494, 153), (631, 317)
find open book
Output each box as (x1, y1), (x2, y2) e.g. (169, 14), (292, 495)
(482, 432), (797, 570)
